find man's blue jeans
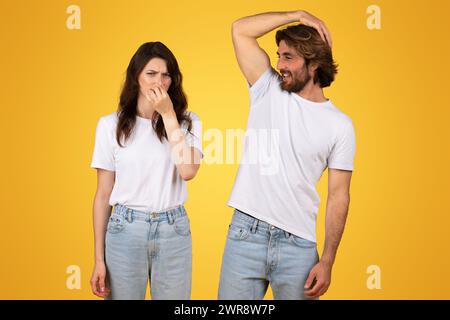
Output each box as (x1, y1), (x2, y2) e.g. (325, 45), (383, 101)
(219, 209), (319, 300)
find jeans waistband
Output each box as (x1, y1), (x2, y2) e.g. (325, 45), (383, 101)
(112, 204), (186, 223)
(232, 209), (291, 237)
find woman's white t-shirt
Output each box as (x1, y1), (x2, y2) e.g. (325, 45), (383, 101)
(91, 111), (202, 212)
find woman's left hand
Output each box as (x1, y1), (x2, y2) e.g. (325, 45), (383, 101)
(145, 85), (174, 117)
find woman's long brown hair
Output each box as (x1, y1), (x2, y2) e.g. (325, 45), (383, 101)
(116, 42), (192, 147)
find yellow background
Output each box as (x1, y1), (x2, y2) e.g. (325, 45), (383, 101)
(1, 0), (449, 299)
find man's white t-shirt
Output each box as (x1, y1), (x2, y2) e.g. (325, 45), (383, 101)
(227, 68), (356, 243)
(91, 111), (202, 212)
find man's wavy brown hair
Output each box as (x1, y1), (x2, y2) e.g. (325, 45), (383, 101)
(276, 24), (338, 88)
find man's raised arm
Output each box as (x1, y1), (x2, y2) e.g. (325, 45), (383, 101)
(231, 10), (332, 85)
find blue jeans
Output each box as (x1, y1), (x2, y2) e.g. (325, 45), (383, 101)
(218, 209), (319, 300)
(105, 204), (192, 300)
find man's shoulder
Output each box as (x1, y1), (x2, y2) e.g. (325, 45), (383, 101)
(326, 102), (354, 127)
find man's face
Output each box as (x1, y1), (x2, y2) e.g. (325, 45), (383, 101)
(276, 40), (312, 93)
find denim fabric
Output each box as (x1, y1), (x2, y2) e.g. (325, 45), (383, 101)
(105, 204), (192, 300)
(219, 209), (319, 300)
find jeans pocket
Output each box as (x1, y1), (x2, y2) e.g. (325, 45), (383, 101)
(174, 215), (191, 236)
(107, 214), (126, 234)
(288, 234), (316, 248)
(227, 223), (250, 241)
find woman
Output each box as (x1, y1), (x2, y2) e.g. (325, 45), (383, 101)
(89, 42), (202, 300)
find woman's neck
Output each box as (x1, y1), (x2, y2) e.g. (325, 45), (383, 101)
(136, 94), (156, 119)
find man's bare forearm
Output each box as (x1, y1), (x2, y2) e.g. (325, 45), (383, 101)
(321, 194), (350, 267)
(232, 11), (301, 38)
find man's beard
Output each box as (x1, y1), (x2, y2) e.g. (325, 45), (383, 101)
(279, 68), (312, 93)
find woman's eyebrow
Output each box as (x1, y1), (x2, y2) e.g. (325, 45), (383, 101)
(146, 69), (168, 72)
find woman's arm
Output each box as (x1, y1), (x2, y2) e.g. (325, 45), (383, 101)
(162, 110), (201, 181)
(90, 168), (115, 298)
(145, 86), (201, 181)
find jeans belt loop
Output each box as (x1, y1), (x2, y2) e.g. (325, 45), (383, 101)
(126, 208), (132, 223)
(251, 219), (258, 234)
(168, 212), (175, 225)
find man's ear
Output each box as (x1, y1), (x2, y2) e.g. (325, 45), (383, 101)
(308, 62), (319, 75)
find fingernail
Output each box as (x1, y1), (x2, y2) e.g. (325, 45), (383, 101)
(100, 287), (104, 292)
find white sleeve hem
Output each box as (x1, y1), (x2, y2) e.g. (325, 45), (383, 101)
(90, 163), (115, 172)
(328, 164), (354, 171)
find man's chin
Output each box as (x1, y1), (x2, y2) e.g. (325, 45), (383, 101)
(280, 82), (294, 92)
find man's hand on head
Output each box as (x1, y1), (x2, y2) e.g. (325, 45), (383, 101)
(297, 10), (333, 48)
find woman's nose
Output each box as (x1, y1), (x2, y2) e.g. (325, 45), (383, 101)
(155, 76), (163, 86)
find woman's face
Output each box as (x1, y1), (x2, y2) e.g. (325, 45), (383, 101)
(138, 57), (172, 97)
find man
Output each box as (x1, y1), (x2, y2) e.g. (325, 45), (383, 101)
(218, 10), (356, 300)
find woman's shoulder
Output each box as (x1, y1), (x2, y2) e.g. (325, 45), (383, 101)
(97, 111), (119, 128)
(180, 111), (201, 132)
(185, 110), (200, 122)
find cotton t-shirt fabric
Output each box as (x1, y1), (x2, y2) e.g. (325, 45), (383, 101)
(91, 111), (202, 212)
(227, 67), (356, 243)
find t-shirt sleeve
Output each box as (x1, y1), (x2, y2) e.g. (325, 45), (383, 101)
(328, 120), (356, 171)
(248, 67), (280, 106)
(183, 112), (203, 157)
(90, 117), (115, 171)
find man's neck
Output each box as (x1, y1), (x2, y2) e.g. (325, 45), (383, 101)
(296, 81), (327, 103)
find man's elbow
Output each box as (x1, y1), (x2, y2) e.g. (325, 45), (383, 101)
(231, 19), (244, 37)
(328, 191), (350, 204)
